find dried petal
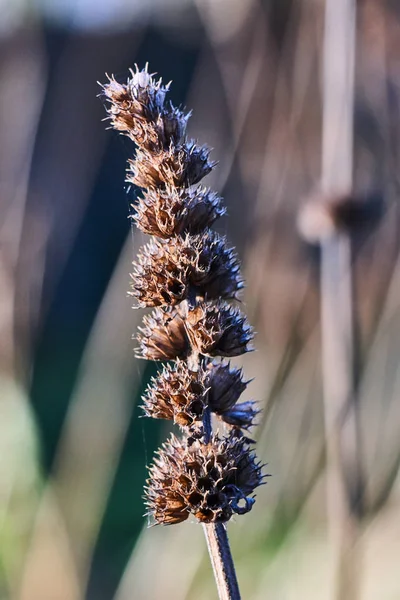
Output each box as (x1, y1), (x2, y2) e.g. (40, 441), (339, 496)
(136, 308), (189, 360)
(186, 302), (254, 357)
(142, 361), (208, 426)
(145, 433), (265, 525)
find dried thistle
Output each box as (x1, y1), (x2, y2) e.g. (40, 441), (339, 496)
(101, 64), (266, 600)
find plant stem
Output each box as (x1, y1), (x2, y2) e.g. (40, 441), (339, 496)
(203, 521), (241, 600)
(321, 0), (363, 598)
(201, 408), (241, 599)
(185, 293), (241, 600)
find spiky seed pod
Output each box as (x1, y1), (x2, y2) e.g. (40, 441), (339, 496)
(188, 232), (243, 300)
(142, 361), (208, 426)
(101, 67), (190, 152)
(204, 362), (259, 430)
(136, 308), (189, 360)
(130, 233), (242, 308)
(186, 302), (254, 357)
(206, 362), (247, 412)
(130, 238), (189, 308)
(127, 142), (215, 191)
(145, 433), (264, 525)
(217, 401), (260, 431)
(133, 186), (225, 239)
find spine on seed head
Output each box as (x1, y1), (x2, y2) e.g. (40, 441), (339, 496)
(101, 64), (266, 526)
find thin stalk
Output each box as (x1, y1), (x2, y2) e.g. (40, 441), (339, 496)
(202, 405), (241, 600)
(186, 302), (241, 600)
(203, 521), (241, 600)
(321, 0), (363, 599)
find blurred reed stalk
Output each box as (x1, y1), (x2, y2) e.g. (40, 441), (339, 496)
(101, 65), (265, 600)
(321, 0), (363, 598)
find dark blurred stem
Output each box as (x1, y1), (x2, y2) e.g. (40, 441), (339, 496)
(185, 294), (241, 600)
(321, 1), (363, 599)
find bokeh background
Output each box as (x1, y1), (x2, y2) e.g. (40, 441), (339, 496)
(1, 0), (400, 598)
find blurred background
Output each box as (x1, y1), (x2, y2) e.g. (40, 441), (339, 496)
(1, 0), (400, 598)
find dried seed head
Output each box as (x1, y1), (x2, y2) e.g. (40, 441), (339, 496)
(101, 66), (189, 151)
(127, 142), (215, 191)
(130, 238), (189, 308)
(218, 401), (260, 431)
(142, 361), (208, 427)
(186, 302), (254, 357)
(188, 232), (243, 300)
(206, 362), (247, 412)
(145, 433), (265, 525)
(136, 308), (189, 360)
(206, 362), (259, 430)
(130, 233), (242, 308)
(160, 105), (191, 148)
(133, 186), (225, 239)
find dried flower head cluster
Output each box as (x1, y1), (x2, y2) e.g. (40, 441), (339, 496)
(147, 434), (263, 524)
(101, 65), (265, 526)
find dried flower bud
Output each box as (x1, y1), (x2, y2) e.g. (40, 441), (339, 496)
(136, 308), (189, 360)
(189, 232), (243, 300)
(130, 233), (242, 308)
(133, 186), (225, 239)
(142, 361), (208, 426)
(127, 142), (215, 190)
(206, 362), (247, 412)
(205, 362), (259, 430)
(130, 239), (189, 308)
(160, 106), (191, 147)
(186, 302), (253, 357)
(101, 66), (193, 154)
(145, 433), (264, 525)
(218, 401), (260, 430)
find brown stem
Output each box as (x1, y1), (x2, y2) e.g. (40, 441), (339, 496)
(184, 295), (241, 600)
(203, 522), (241, 600)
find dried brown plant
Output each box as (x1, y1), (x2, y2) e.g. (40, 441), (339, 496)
(101, 64), (265, 600)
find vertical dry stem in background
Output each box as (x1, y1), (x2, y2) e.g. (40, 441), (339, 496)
(100, 66), (265, 600)
(321, 1), (363, 599)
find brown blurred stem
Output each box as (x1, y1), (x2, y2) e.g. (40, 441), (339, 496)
(321, 0), (363, 599)
(185, 296), (241, 600)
